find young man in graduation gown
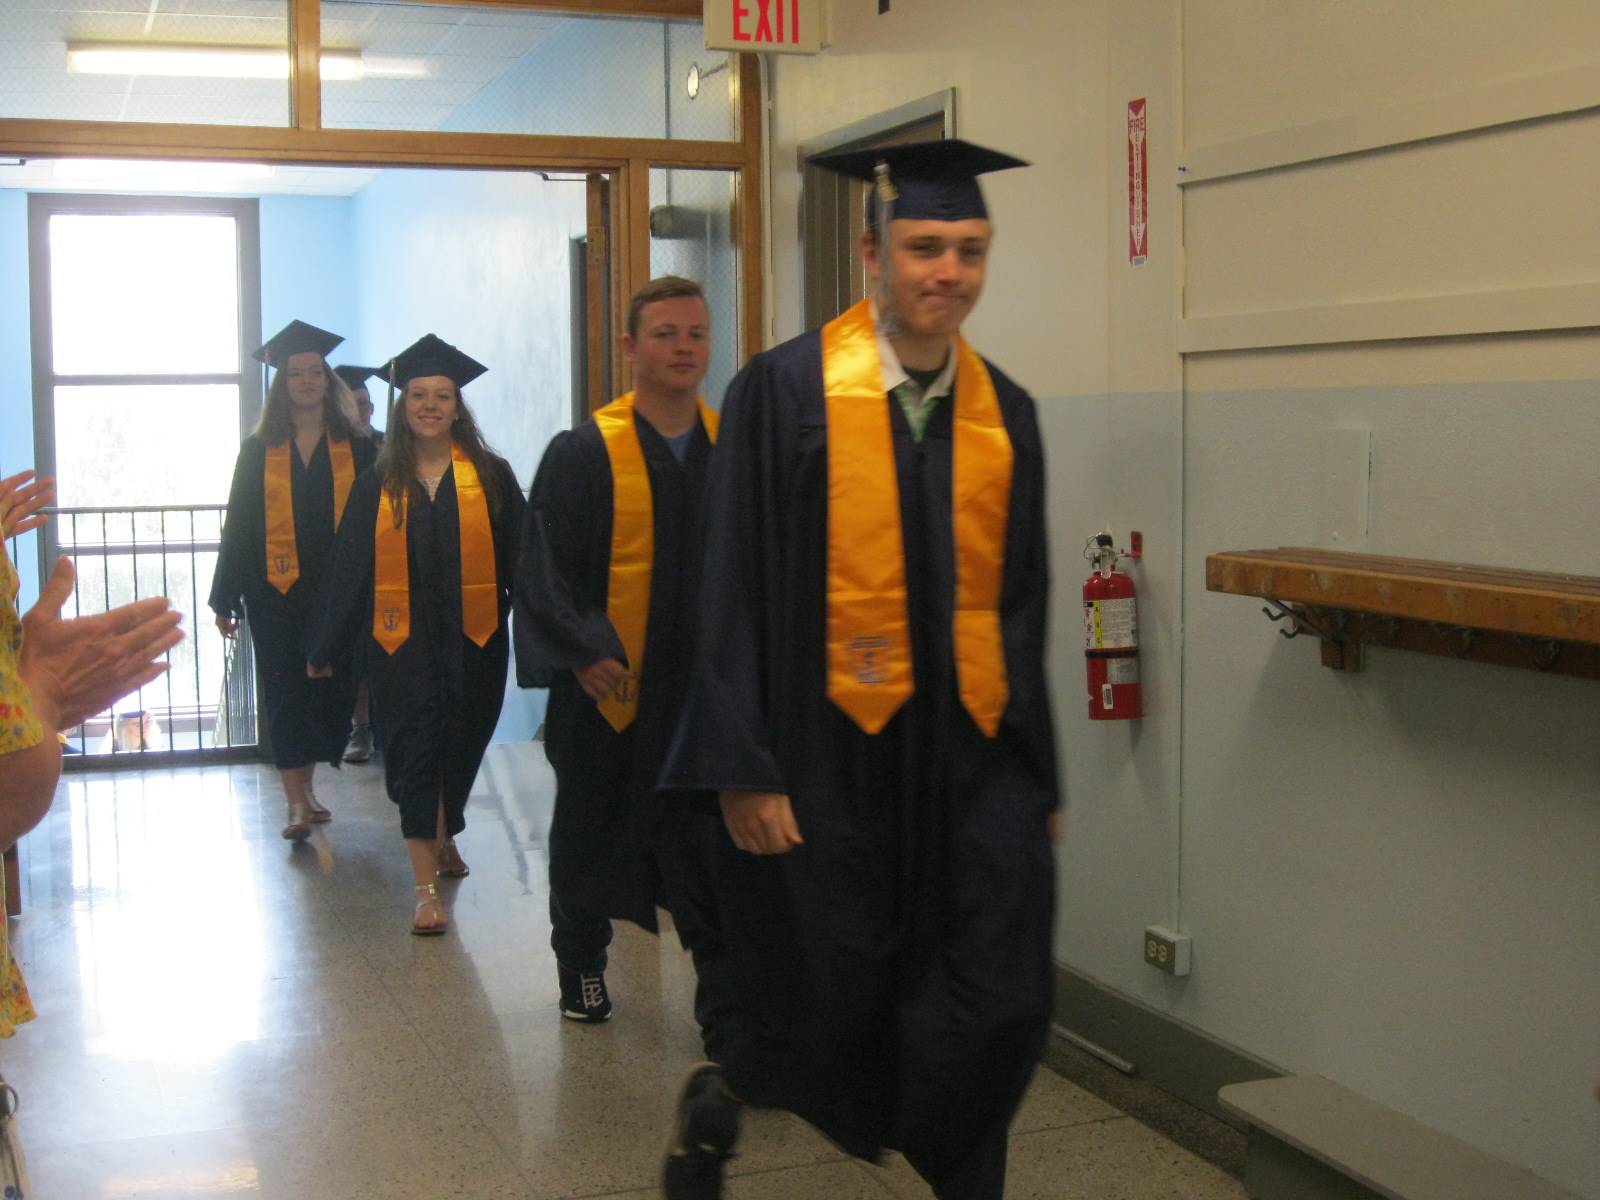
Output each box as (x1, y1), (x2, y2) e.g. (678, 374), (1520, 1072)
(335, 364), (386, 449)
(211, 320), (377, 838)
(311, 336), (524, 934)
(514, 276), (720, 1024)
(658, 142), (1061, 1200)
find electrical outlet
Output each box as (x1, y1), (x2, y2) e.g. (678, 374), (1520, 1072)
(1144, 925), (1191, 976)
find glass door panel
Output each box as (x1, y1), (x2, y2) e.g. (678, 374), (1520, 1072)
(650, 167), (741, 406)
(321, 3), (736, 141)
(0, 3), (291, 127)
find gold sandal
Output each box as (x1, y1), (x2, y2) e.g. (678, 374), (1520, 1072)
(281, 804), (312, 842)
(436, 838), (470, 878)
(411, 883), (448, 936)
(307, 791), (332, 824)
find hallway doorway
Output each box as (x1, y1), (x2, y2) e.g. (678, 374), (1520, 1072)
(8, 156), (717, 762)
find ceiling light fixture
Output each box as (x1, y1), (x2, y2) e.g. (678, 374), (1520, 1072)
(52, 158), (277, 184)
(65, 43), (428, 82)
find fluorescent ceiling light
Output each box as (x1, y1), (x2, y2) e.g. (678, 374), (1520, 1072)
(65, 43), (428, 82)
(52, 158), (277, 185)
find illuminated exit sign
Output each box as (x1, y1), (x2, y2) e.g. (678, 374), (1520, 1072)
(704, 0), (823, 54)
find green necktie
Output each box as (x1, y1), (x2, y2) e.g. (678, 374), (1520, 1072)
(892, 379), (939, 442)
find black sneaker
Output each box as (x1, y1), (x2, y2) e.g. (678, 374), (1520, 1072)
(662, 1063), (742, 1200)
(557, 965), (612, 1023)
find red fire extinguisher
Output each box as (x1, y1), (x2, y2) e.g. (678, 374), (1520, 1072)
(1083, 530), (1142, 720)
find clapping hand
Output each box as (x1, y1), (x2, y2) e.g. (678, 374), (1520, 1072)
(20, 557), (185, 732)
(0, 470), (53, 540)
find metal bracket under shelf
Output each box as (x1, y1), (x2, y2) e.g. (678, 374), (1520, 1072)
(1255, 601), (1600, 680)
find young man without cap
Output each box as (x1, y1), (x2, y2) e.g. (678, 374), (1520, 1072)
(516, 276), (724, 1027)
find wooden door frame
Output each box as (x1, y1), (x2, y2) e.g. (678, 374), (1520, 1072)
(0, 0), (763, 374)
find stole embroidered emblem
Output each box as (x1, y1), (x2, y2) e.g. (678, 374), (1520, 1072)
(371, 443), (498, 655)
(263, 436), (355, 594)
(821, 299), (1011, 737)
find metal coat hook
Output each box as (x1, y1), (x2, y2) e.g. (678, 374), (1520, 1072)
(1254, 598), (1331, 640)
(1428, 623), (1475, 657)
(1514, 635), (1563, 671)
(1261, 601), (1303, 639)
(1260, 601), (1345, 644)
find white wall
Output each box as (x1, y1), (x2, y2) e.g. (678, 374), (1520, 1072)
(351, 167), (586, 742)
(258, 195), (357, 366)
(1177, 5), (1600, 1192)
(767, 2), (1600, 1194)
(0, 191), (41, 603)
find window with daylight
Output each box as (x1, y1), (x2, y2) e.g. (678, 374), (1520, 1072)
(28, 194), (262, 756)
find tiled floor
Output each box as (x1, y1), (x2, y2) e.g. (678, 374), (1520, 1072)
(3, 743), (1245, 1199)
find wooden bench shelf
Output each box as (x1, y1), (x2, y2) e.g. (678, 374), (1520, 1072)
(1206, 548), (1600, 679)
(1219, 1075), (1583, 1200)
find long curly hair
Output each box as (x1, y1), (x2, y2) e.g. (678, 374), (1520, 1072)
(376, 384), (510, 525)
(252, 359), (360, 444)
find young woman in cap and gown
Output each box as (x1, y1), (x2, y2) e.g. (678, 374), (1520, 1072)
(310, 336), (524, 934)
(332, 363), (386, 764)
(210, 320), (377, 839)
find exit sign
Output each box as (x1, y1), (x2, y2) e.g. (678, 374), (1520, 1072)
(704, 0), (822, 54)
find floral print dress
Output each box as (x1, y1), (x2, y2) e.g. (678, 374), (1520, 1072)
(0, 547), (39, 1037)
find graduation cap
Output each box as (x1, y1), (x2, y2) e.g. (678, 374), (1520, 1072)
(810, 138), (1028, 224)
(386, 334), (488, 390)
(333, 364), (383, 392)
(252, 320), (343, 369)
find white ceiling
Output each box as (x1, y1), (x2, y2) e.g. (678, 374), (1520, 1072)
(0, 1), (578, 194)
(1, 1), (565, 124)
(0, 1), (588, 195)
(0, 2), (726, 195)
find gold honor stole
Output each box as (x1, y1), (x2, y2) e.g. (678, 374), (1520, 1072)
(263, 436), (355, 594)
(372, 443), (498, 655)
(594, 393), (721, 732)
(822, 298), (1012, 737)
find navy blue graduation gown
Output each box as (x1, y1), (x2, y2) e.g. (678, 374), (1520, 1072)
(661, 331), (1060, 1190)
(513, 413), (716, 932)
(311, 459), (523, 838)
(209, 433), (377, 769)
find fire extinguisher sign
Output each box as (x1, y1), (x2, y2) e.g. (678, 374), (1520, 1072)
(1128, 98), (1148, 266)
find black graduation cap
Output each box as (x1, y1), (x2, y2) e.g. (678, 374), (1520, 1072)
(811, 138), (1028, 223)
(386, 334), (488, 389)
(333, 364), (383, 392)
(252, 320), (343, 369)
